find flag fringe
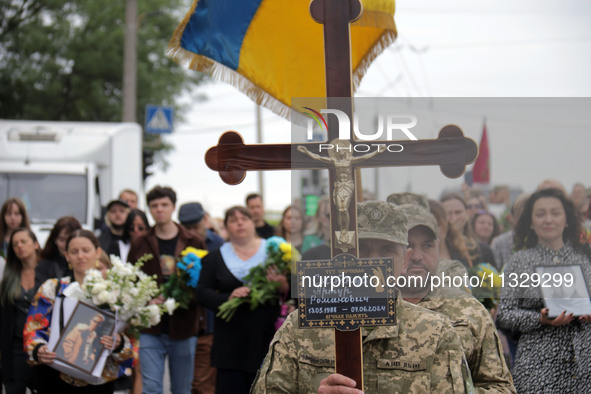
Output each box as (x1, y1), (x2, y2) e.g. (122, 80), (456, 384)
(168, 41), (292, 120)
(354, 10), (397, 30)
(352, 29), (398, 92)
(167, 0), (397, 122)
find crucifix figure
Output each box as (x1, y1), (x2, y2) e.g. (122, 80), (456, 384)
(298, 139), (381, 249)
(205, 0), (477, 389)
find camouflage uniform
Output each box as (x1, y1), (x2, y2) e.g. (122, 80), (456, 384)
(419, 287), (515, 393)
(252, 294), (472, 393)
(251, 200), (473, 393)
(387, 192), (516, 393)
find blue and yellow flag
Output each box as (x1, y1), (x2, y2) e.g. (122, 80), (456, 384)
(168, 0), (396, 118)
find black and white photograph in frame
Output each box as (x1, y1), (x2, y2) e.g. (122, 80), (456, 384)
(52, 301), (116, 374)
(535, 264), (591, 318)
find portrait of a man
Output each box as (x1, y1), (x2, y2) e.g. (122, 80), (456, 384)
(54, 302), (114, 372)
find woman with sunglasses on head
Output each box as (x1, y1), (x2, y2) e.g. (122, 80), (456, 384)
(24, 230), (136, 394)
(466, 196), (484, 219)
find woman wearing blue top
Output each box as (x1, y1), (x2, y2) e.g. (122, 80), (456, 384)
(197, 206), (287, 394)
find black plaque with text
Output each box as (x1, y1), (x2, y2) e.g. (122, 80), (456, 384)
(297, 253), (396, 331)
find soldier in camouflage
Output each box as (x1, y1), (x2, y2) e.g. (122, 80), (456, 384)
(387, 193), (516, 393)
(251, 201), (473, 393)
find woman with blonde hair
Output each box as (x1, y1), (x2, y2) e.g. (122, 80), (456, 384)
(301, 196), (330, 253)
(276, 205), (304, 252)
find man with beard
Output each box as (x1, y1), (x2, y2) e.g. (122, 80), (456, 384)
(387, 193), (516, 394)
(98, 199), (130, 259)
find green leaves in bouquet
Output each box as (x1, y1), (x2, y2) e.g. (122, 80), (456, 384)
(161, 271), (192, 309)
(469, 262), (502, 311)
(216, 237), (299, 322)
(160, 247), (207, 310)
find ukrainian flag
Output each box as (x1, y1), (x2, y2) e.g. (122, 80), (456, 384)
(168, 0), (396, 119)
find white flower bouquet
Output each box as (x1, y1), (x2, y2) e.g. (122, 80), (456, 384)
(65, 254), (177, 338)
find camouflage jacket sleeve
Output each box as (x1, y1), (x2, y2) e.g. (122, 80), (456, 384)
(251, 313), (304, 393)
(430, 319), (474, 394)
(422, 289), (515, 393)
(468, 305), (516, 393)
(251, 309), (474, 394)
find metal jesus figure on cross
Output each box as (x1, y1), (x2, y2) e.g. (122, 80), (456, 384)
(205, 0), (477, 389)
(298, 139), (381, 249)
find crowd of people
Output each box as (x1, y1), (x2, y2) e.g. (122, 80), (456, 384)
(0, 178), (590, 393)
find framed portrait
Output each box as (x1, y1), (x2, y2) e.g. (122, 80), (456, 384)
(535, 264), (591, 318)
(51, 301), (116, 374)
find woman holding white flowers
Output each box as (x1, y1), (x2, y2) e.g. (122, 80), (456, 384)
(197, 206), (288, 394)
(24, 229), (136, 393)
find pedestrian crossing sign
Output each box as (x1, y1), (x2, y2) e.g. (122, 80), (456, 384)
(145, 105), (174, 134)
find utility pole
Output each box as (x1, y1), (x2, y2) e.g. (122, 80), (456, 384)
(122, 0), (138, 122)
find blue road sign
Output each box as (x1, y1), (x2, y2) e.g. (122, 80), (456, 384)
(145, 105), (174, 134)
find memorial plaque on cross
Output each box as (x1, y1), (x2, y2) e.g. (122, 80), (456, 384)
(205, 0), (477, 389)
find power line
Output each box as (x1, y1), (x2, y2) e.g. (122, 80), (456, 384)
(403, 36), (591, 51)
(174, 116), (288, 135)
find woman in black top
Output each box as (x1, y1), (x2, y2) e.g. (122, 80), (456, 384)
(197, 206), (287, 394)
(0, 228), (40, 393)
(35, 216), (81, 288)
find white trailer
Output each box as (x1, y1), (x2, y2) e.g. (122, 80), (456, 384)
(0, 120), (143, 246)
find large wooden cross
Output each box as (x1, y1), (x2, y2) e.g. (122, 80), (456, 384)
(205, 0), (477, 389)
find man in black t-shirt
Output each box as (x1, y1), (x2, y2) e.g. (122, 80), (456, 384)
(127, 186), (205, 394)
(245, 193), (275, 239)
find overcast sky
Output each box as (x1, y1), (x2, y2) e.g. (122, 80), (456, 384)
(145, 0), (591, 219)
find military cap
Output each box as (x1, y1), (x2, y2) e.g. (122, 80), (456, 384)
(357, 200), (408, 245)
(386, 192), (429, 210)
(387, 193), (438, 238)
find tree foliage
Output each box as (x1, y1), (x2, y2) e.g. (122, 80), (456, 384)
(0, 0), (205, 180)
